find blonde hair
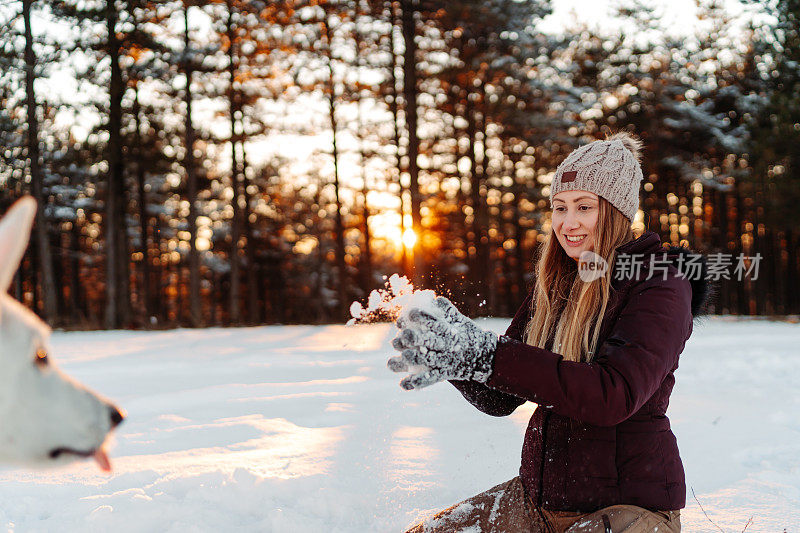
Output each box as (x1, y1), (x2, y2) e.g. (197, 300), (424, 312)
(524, 197), (634, 362)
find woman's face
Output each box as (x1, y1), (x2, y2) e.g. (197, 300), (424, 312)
(552, 190), (600, 261)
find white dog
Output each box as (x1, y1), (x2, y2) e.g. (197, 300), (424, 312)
(0, 197), (123, 470)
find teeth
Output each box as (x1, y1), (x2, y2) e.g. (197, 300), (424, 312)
(566, 235), (586, 242)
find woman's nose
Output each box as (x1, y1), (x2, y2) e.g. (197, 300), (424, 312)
(563, 211), (580, 229)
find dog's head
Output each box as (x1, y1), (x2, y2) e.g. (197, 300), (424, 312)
(0, 197), (123, 470)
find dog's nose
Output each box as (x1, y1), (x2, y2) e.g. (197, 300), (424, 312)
(109, 405), (125, 428)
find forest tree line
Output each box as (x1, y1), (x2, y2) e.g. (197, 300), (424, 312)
(0, 0), (798, 329)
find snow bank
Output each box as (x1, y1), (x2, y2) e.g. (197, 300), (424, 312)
(0, 318), (795, 531)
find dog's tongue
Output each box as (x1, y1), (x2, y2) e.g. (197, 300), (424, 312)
(93, 448), (111, 472)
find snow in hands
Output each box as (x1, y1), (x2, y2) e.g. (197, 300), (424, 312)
(348, 275), (499, 389)
(389, 297), (498, 390)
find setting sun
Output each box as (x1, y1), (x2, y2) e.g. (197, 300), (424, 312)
(402, 228), (417, 249)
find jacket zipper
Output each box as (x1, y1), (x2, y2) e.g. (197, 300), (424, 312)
(538, 410), (551, 507)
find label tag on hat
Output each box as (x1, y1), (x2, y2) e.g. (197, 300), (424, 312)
(561, 170), (578, 183)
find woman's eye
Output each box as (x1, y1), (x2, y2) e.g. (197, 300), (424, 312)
(579, 205), (592, 211)
(35, 349), (49, 367)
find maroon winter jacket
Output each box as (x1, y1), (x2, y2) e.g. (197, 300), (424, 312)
(451, 231), (712, 512)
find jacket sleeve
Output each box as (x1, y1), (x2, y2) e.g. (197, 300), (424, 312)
(486, 275), (693, 427)
(448, 291), (532, 417)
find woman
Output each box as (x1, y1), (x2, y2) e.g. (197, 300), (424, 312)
(388, 131), (712, 532)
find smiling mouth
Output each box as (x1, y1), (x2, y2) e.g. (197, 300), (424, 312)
(565, 234), (587, 243)
(49, 445), (111, 471)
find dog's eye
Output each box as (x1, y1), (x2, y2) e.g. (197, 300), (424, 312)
(35, 349), (49, 367)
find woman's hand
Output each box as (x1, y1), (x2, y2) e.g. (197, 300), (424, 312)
(387, 297), (498, 390)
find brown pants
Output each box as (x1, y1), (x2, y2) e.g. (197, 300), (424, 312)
(404, 477), (681, 533)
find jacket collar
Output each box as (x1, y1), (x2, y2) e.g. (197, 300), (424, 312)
(615, 230), (662, 255)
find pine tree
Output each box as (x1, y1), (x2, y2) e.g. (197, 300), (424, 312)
(22, 0), (59, 322)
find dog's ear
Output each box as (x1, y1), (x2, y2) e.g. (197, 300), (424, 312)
(0, 196), (37, 293)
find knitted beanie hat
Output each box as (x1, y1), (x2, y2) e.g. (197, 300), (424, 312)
(549, 132), (644, 221)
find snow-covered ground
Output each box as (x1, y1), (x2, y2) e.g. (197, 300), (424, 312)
(0, 317), (797, 532)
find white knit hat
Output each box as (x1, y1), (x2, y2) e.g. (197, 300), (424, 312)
(549, 132), (644, 221)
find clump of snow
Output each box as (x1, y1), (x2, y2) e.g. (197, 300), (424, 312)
(347, 274), (443, 326)
(348, 274), (454, 383)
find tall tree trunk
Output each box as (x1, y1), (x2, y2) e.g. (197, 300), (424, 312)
(184, 6), (202, 327)
(226, 0), (241, 324)
(354, 0), (372, 290)
(155, 215), (166, 323)
(360, 183), (373, 289)
(312, 177), (326, 323)
(767, 228), (779, 314)
(241, 146), (260, 324)
(734, 181), (748, 314)
(53, 230), (66, 316)
(104, 1), (123, 329)
(132, 85), (152, 321)
(718, 189), (731, 313)
(322, 15), (348, 320)
(14, 266), (23, 302)
(510, 150), (527, 304)
(400, 0), (423, 285)
(387, 0), (408, 277)
(27, 248), (38, 313)
(210, 271), (219, 325)
(22, 0), (58, 322)
(116, 172), (130, 327)
(69, 216), (83, 323)
(268, 250), (286, 323)
(478, 82), (495, 314)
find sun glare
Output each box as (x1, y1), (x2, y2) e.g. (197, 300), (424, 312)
(402, 228), (417, 249)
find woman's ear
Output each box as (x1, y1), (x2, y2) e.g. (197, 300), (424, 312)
(0, 197), (37, 293)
